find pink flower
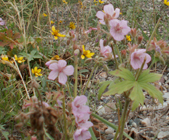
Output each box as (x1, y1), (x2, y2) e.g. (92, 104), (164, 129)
(48, 60), (74, 85)
(31, 136), (37, 140)
(96, 4), (120, 25)
(109, 19), (131, 41)
(100, 39), (112, 59)
(45, 60), (57, 67)
(75, 113), (93, 129)
(84, 27), (98, 34)
(0, 18), (5, 26)
(130, 49), (151, 70)
(72, 95), (90, 116)
(73, 128), (91, 140)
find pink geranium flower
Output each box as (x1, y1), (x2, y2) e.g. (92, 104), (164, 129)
(48, 60), (74, 85)
(0, 18), (5, 26)
(75, 113), (93, 129)
(73, 128), (91, 140)
(100, 39), (113, 59)
(109, 19), (131, 41)
(45, 60), (57, 67)
(130, 49), (151, 70)
(96, 4), (120, 25)
(72, 95), (90, 116)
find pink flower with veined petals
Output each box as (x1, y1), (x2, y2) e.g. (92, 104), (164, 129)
(130, 49), (151, 70)
(48, 60), (74, 85)
(73, 128), (91, 140)
(75, 113), (93, 129)
(72, 95), (90, 116)
(45, 60), (57, 67)
(0, 18), (5, 26)
(109, 19), (131, 41)
(100, 39), (112, 59)
(96, 4), (120, 25)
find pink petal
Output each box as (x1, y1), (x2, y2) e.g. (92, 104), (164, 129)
(74, 95), (87, 106)
(96, 11), (105, 20)
(100, 39), (104, 50)
(122, 26), (131, 35)
(109, 19), (118, 27)
(63, 65), (74, 76)
(114, 8), (120, 18)
(78, 121), (93, 129)
(99, 20), (105, 25)
(48, 70), (58, 80)
(58, 60), (67, 69)
(58, 72), (67, 85)
(104, 46), (112, 53)
(104, 4), (114, 16)
(49, 63), (58, 70)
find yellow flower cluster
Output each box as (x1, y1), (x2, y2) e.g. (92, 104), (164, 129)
(94, 0), (104, 5)
(51, 55), (60, 60)
(51, 26), (65, 40)
(126, 35), (131, 42)
(81, 45), (95, 59)
(69, 22), (76, 30)
(62, 0), (67, 4)
(164, 0), (169, 6)
(32, 67), (42, 77)
(1, 55), (13, 63)
(14, 55), (25, 63)
(43, 13), (47, 17)
(51, 21), (54, 24)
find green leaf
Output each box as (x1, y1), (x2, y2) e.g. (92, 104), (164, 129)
(98, 81), (112, 100)
(1, 131), (9, 140)
(140, 83), (163, 104)
(109, 68), (135, 81)
(138, 70), (162, 83)
(129, 82), (145, 111)
(78, 69), (89, 74)
(105, 81), (134, 95)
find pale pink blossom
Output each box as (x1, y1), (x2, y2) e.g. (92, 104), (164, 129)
(109, 19), (131, 41)
(45, 60), (57, 67)
(75, 113), (93, 129)
(72, 95), (90, 116)
(0, 18), (5, 26)
(48, 60), (74, 85)
(130, 49), (151, 70)
(73, 128), (91, 140)
(100, 39), (112, 59)
(96, 4), (120, 25)
(84, 27), (98, 34)
(31, 136), (37, 140)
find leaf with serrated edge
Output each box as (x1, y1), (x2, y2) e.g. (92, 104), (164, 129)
(105, 81), (134, 95)
(98, 81), (112, 100)
(138, 70), (162, 83)
(129, 82), (145, 111)
(139, 83), (163, 104)
(109, 67), (135, 81)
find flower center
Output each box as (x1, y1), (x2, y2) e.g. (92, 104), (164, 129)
(115, 23), (122, 33)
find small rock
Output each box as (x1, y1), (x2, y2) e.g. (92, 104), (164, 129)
(158, 131), (169, 139)
(132, 122), (137, 128)
(141, 118), (151, 127)
(106, 134), (114, 139)
(166, 116), (169, 120)
(163, 92), (169, 101)
(133, 118), (141, 126)
(105, 127), (114, 134)
(97, 106), (106, 116)
(99, 72), (107, 78)
(105, 102), (116, 112)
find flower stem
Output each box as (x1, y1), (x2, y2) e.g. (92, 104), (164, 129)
(111, 43), (118, 69)
(82, 64), (97, 95)
(74, 52), (78, 97)
(118, 98), (130, 140)
(62, 93), (67, 140)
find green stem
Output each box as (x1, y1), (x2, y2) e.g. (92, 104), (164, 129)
(118, 98), (130, 140)
(82, 64), (97, 95)
(146, 18), (161, 51)
(115, 44), (122, 64)
(111, 43), (119, 69)
(62, 94), (67, 140)
(74, 53), (78, 97)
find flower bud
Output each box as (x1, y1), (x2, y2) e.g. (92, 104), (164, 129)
(137, 36), (143, 44)
(67, 39), (70, 45)
(130, 28), (137, 38)
(74, 49), (80, 56)
(121, 49), (126, 57)
(103, 39), (107, 46)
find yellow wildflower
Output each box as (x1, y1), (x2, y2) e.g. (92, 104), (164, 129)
(99, 0), (104, 4)
(1, 55), (13, 63)
(69, 22), (76, 30)
(14, 55), (25, 63)
(59, 20), (63, 24)
(43, 13), (47, 17)
(81, 45), (95, 59)
(51, 26), (65, 40)
(51, 55), (60, 60)
(62, 0), (67, 4)
(120, 12), (122, 15)
(51, 21), (54, 24)
(164, 0), (169, 6)
(32, 67), (42, 77)
(126, 35), (131, 42)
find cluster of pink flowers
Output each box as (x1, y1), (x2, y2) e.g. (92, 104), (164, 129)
(46, 60), (74, 85)
(72, 95), (93, 140)
(96, 4), (131, 41)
